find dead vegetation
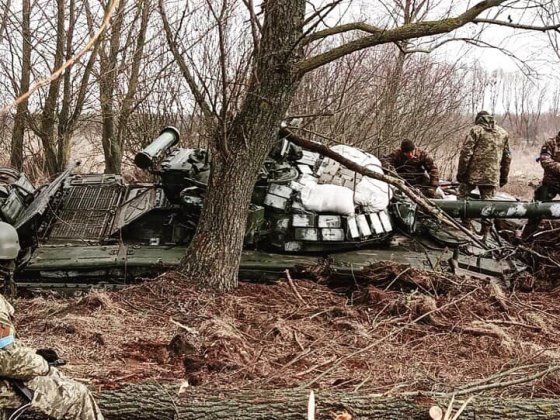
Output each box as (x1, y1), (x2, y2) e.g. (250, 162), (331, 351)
(12, 261), (560, 397)
(519, 222), (560, 285)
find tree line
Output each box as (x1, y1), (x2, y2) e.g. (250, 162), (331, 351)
(0, 0), (557, 178)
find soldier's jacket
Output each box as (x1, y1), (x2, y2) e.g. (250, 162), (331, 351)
(0, 293), (104, 419)
(0, 293), (49, 379)
(539, 135), (560, 187)
(0, 294), (14, 345)
(457, 120), (511, 187)
(383, 148), (439, 187)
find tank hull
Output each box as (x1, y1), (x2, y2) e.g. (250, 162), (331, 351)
(0, 128), (549, 289)
(18, 229), (519, 288)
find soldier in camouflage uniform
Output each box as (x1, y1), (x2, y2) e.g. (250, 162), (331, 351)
(456, 111), (512, 236)
(522, 131), (560, 239)
(383, 139), (440, 198)
(0, 224), (103, 420)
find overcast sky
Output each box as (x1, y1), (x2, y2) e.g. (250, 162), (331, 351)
(317, 1), (559, 79)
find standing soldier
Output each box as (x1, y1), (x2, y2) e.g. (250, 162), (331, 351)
(456, 111), (511, 238)
(383, 139), (440, 198)
(522, 131), (560, 239)
(0, 222), (104, 420)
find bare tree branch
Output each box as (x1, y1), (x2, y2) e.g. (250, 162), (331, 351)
(158, 0), (215, 119)
(241, 0), (262, 48)
(297, 0), (509, 75)
(207, 0), (231, 155)
(302, 21), (385, 46)
(279, 127), (489, 249)
(473, 17), (560, 31)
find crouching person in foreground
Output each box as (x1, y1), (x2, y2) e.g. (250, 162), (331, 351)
(0, 222), (103, 420)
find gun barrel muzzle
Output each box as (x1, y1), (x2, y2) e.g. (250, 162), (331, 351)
(134, 126), (180, 170)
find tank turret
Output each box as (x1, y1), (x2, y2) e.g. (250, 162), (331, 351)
(134, 126), (180, 170)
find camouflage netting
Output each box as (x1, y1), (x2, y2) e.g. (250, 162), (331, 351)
(12, 260), (560, 397)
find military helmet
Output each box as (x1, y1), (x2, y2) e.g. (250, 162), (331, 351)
(0, 222), (20, 260)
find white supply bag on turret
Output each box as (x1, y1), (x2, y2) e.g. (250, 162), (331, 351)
(328, 145), (391, 212)
(300, 184), (355, 215)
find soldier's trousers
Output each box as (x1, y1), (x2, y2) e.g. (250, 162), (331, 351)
(458, 183), (496, 231)
(522, 183), (560, 239)
(0, 343), (103, 420)
(28, 368), (104, 420)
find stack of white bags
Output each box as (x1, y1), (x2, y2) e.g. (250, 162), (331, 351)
(300, 145), (391, 215)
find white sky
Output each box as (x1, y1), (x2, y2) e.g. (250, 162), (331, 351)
(316, 1), (560, 79)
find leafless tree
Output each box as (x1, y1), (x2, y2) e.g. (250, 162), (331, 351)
(3, 0), (100, 175)
(501, 72), (546, 147)
(9, 0), (31, 170)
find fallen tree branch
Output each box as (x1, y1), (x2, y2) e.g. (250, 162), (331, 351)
(301, 289), (478, 388)
(454, 363), (552, 391)
(20, 386), (560, 419)
(518, 245), (560, 269)
(447, 363), (560, 397)
(285, 269), (308, 307)
(280, 127), (489, 249)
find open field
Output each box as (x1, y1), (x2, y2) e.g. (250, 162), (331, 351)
(502, 146), (543, 200)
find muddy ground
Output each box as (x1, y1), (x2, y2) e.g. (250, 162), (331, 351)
(13, 251), (560, 398)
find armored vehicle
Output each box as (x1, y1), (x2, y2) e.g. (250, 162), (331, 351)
(0, 127), (553, 289)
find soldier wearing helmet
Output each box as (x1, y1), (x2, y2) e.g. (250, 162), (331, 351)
(0, 223), (104, 420)
(383, 139), (440, 198)
(456, 111), (511, 238)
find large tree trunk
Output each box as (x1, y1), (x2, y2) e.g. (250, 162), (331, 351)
(18, 385), (560, 419)
(10, 0), (31, 170)
(179, 0), (305, 290)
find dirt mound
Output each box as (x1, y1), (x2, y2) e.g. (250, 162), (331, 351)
(14, 264), (560, 396)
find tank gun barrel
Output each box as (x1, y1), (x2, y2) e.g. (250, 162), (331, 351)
(432, 199), (560, 219)
(134, 126), (180, 170)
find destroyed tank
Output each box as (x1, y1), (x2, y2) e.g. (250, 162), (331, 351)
(0, 127), (554, 289)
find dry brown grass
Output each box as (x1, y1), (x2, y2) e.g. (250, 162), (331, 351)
(11, 266), (560, 397)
